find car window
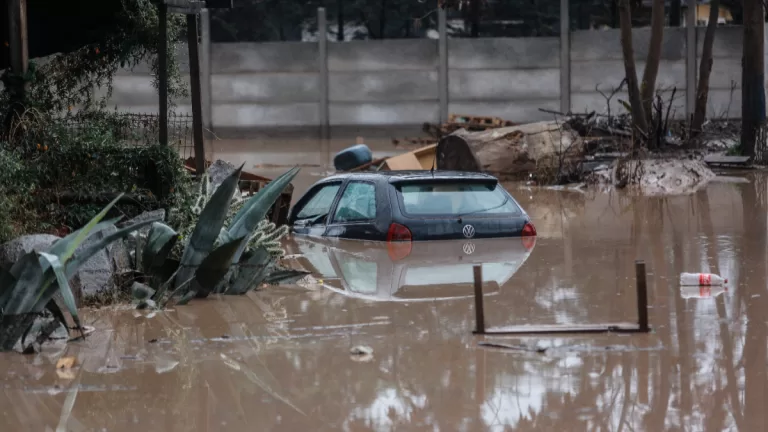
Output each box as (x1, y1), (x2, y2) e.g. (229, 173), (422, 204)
(295, 183), (341, 219)
(333, 181), (376, 223)
(397, 182), (521, 216)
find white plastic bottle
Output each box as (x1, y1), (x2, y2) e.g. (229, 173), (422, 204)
(681, 285), (728, 299)
(679, 272), (727, 286)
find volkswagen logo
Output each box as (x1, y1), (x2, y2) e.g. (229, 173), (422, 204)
(462, 242), (476, 255)
(462, 224), (476, 239)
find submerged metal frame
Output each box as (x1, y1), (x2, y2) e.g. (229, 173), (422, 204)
(472, 261), (650, 336)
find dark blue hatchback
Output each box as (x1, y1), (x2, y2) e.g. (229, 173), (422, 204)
(288, 170), (537, 244)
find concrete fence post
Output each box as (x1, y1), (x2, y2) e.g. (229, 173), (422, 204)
(318, 7), (330, 140)
(200, 8), (213, 138)
(559, 0), (570, 114)
(685, 3), (696, 119)
(438, 8), (449, 123)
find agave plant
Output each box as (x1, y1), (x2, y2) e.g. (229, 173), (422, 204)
(0, 194), (160, 352)
(134, 165), (308, 307)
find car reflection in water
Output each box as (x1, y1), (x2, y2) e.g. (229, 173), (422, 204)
(283, 236), (536, 302)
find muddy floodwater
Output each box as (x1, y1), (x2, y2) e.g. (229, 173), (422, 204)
(1, 143), (768, 430)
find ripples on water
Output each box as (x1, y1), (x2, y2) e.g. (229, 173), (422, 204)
(1, 167), (766, 431)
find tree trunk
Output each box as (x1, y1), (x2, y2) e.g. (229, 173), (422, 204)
(470, 0), (480, 37)
(690, 0), (721, 138)
(741, 0), (765, 158)
(640, 0), (666, 127)
(435, 122), (584, 180)
(618, 0), (649, 138)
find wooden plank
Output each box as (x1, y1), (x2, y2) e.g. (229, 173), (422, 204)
(703, 155), (751, 165)
(483, 322), (641, 335)
(382, 152), (423, 171)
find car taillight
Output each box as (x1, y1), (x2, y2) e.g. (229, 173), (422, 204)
(522, 222), (537, 237)
(387, 223), (412, 260)
(521, 222), (536, 251)
(387, 223), (412, 242)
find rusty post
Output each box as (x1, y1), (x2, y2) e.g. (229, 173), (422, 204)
(473, 264), (485, 334)
(635, 260), (649, 332)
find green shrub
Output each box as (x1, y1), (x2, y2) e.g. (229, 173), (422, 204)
(1, 111), (194, 234)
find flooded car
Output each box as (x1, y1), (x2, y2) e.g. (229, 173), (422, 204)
(284, 236), (535, 301)
(288, 170), (537, 241)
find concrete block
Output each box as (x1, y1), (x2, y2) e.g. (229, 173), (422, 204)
(329, 71), (438, 102)
(697, 26), (742, 58)
(212, 73), (319, 103)
(212, 42), (318, 73)
(213, 103), (320, 127)
(449, 68), (560, 100)
(448, 37), (560, 69)
(328, 39), (438, 71)
(571, 60), (685, 93)
(329, 102), (439, 125)
(571, 27), (686, 61)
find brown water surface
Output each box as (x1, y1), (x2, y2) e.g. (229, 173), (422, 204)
(1, 153), (766, 430)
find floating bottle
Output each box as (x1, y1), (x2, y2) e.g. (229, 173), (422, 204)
(681, 285), (728, 299)
(679, 272), (727, 286)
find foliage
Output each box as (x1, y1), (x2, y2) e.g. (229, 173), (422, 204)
(0, 109), (194, 233)
(0, 195), (160, 352)
(1, 0), (187, 117)
(133, 166), (306, 308)
(0, 146), (41, 243)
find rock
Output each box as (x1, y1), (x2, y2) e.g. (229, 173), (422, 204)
(120, 209), (166, 266)
(436, 121), (584, 179)
(0, 234), (60, 270)
(207, 159), (238, 191)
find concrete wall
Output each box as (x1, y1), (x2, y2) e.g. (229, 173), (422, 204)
(105, 25), (758, 132)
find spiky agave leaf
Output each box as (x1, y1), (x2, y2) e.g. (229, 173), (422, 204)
(227, 247), (274, 295)
(142, 222), (178, 275)
(227, 167), (299, 264)
(194, 237), (245, 298)
(175, 164), (244, 296)
(38, 252), (82, 335)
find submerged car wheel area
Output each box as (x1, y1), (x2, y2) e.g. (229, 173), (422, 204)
(288, 170), (536, 245)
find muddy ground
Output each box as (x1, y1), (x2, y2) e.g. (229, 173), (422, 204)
(0, 139), (766, 431)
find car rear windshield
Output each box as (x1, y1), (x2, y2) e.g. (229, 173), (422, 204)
(395, 182), (522, 216)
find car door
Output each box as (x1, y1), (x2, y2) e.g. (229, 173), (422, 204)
(289, 181), (343, 237)
(324, 180), (383, 240)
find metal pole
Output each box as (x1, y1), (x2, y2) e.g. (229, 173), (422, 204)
(318, 7), (330, 140)
(635, 260), (649, 332)
(200, 8), (212, 139)
(7, 0), (29, 104)
(158, 3), (169, 146)
(685, 0), (696, 119)
(473, 265), (486, 334)
(438, 8), (448, 123)
(187, 13), (206, 176)
(559, 0), (571, 114)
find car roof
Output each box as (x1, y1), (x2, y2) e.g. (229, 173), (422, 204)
(319, 170), (498, 184)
